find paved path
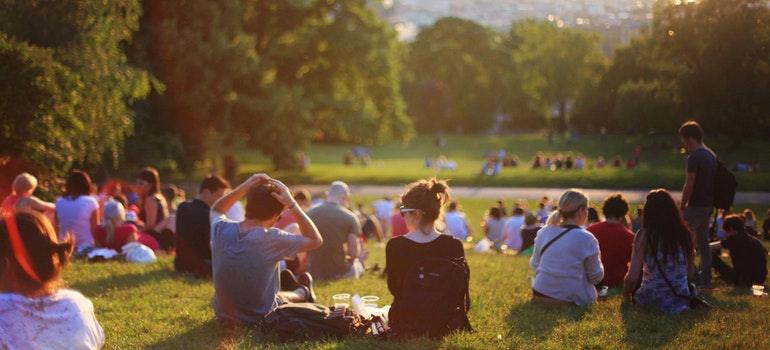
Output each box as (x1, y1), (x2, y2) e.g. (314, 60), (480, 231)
(298, 184), (770, 205)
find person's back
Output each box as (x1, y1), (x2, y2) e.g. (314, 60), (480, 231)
(444, 209), (469, 241)
(504, 213), (526, 251)
(307, 202), (360, 279)
(633, 235), (691, 314)
(587, 221), (633, 287)
(530, 190), (604, 306)
(56, 195), (99, 249)
(0, 289), (104, 349)
(587, 194), (634, 287)
(385, 178), (471, 339)
(723, 231), (767, 286)
(0, 211), (104, 349)
(390, 211), (409, 238)
(531, 225), (603, 305)
(176, 199), (213, 277)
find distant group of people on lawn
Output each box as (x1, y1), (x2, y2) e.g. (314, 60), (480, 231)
(3, 120), (770, 348)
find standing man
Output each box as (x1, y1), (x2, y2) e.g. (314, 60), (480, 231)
(679, 121), (717, 289)
(307, 181), (364, 280)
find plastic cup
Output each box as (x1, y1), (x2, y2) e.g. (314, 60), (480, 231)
(333, 293), (351, 308)
(752, 285), (765, 296)
(361, 295), (380, 308)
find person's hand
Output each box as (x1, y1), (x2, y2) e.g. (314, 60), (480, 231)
(245, 173), (271, 187)
(268, 179), (296, 208)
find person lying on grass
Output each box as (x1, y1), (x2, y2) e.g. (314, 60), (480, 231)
(209, 174), (323, 326)
(530, 189), (604, 306)
(0, 210), (104, 349)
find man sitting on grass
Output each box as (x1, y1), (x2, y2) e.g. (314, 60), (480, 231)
(210, 174), (323, 325)
(710, 214), (767, 288)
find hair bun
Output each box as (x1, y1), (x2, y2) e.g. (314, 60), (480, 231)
(428, 179), (447, 195)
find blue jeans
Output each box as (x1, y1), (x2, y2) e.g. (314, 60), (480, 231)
(684, 206), (714, 288)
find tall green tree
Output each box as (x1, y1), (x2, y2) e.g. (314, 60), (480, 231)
(138, 0), (411, 170)
(0, 0), (151, 176)
(403, 17), (506, 134)
(508, 20), (606, 133)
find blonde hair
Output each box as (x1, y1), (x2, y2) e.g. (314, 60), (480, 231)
(545, 189), (589, 226)
(12, 173), (37, 195)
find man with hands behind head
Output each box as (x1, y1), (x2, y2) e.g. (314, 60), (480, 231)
(209, 174), (323, 326)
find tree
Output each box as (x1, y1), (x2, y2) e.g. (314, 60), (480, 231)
(652, 0), (770, 142)
(508, 20), (606, 134)
(403, 17), (506, 134)
(0, 0), (151, 176)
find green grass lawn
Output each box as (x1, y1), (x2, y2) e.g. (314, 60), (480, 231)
(195, 134), (770, 191)
(66, 244), (770, 349)
(61, 195), (770, 349)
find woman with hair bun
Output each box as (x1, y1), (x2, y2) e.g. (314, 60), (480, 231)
(386, 178), (471, 339)
(530, 189), (604, 305)
(0, 211), (105, 349)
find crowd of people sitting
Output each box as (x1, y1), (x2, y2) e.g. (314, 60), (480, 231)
(1, 121), (769, 348)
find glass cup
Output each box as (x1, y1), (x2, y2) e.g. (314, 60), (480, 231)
(332, 293), (351, 309)
(361, 295), (380, 308)
(752, 285), (765, 296)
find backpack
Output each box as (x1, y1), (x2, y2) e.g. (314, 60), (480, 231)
(389, 256), (472, 339)
(264, 303), (366, 341)
(713, 159), (737, 211)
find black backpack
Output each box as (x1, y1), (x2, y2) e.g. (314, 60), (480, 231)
(713, 159), (737, 211)
(389, 256), (472, 339)
(264, 303), (366, 341)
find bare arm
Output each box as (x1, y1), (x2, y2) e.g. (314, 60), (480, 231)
(145, 197), (158, 228)
(210, 174), (271, 215)
(90, 207), (100, 236)
(623, 230), (646, 302)
(680, 172), (696, 210)
(28, 196), (56, 213)
(270, 179), (323, 252)
(347, 233), (360, 259)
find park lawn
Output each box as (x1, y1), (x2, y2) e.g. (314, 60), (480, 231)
(199, 134), (770, 191)
(66, 243), (770, 349)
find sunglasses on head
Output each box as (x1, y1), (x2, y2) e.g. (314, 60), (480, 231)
(399, 206), (420, 217)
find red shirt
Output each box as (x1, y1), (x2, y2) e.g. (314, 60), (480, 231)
(390, 213), (409, 238)
(587, 221), (634, 287)
(94, 224), (160, 251)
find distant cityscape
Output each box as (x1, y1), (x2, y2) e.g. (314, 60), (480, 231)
(377, 0), (656, 54)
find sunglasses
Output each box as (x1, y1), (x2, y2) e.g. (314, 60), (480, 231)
(399, 206), (420, 217)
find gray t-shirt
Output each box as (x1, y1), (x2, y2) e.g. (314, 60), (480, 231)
(210, 212), (304, 323)
(306, 202), (361, 279)
(687, 147), (717, 208)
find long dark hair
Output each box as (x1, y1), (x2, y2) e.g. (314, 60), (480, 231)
(642, 189), (694, 264)
(137, 167), (160, 195)
(63, 170), (92, 199)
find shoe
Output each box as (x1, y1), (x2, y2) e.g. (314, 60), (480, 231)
(298, 272), (316, 303)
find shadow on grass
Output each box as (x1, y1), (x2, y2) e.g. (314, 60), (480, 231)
(505, 301), (588, 341)
(619, 303), (707, 348)
(70, 268), (208, 296)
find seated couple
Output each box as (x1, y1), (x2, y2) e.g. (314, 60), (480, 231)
(209, 174), (322, 325)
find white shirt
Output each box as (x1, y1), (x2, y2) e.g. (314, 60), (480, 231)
(372, 199), (394, 219)
(0, 289), (105, 350)
(226, 201), (246, 221)
(503, 215), (526, 250)
(56, 196), (99, 247)
(530, 226), (604, 306)
(444, 211), (469, 240)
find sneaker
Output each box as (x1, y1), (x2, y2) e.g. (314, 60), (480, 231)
(298, 272), (316, 303)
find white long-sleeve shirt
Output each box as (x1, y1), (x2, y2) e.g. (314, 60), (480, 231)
(530, 225), (604, 306)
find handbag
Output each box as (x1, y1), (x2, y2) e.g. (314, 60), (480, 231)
(653, 255), (714, 310)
